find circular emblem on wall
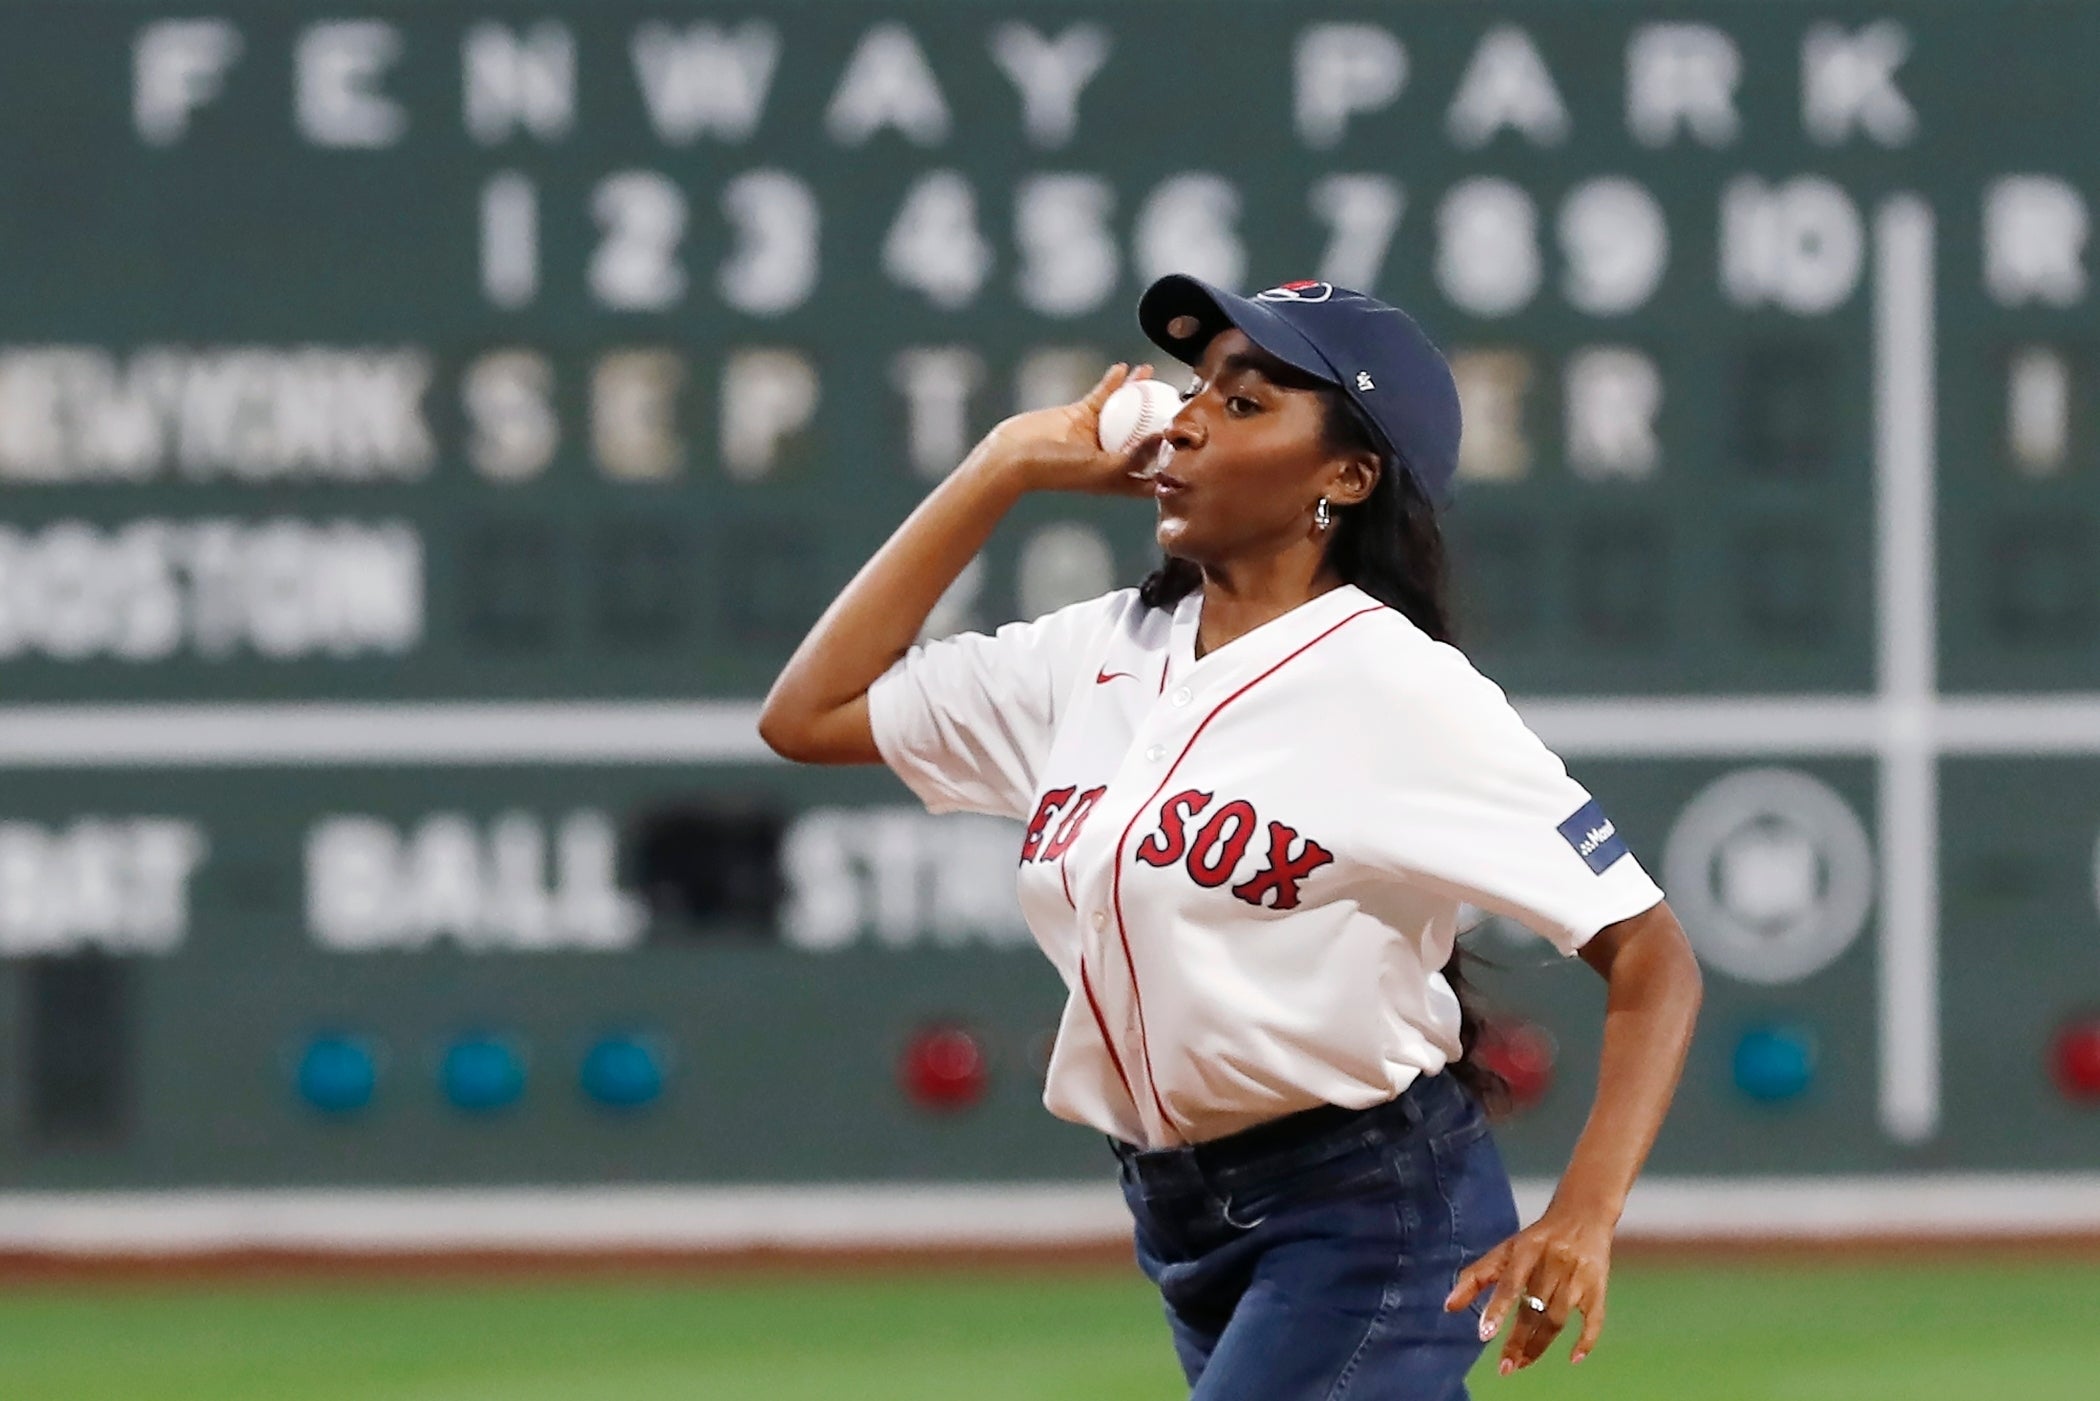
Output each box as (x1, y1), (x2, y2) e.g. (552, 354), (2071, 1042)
(1662, 768), (1874, 985)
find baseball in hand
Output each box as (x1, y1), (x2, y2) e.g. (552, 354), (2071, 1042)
(1097, 377), (1181, 456)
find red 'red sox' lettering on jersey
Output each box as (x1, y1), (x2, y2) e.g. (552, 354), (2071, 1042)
(1134, 788), (1335, 910)
(1020, 784), (1108, 864)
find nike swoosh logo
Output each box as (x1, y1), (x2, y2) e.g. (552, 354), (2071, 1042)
(1095, 669), (1135, 684)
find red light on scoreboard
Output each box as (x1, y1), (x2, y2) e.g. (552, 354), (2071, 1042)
(900, 1025), (989, 1112)
(2048, 1018), (2100, 1103)
(1478, 1020), (1557, 1112)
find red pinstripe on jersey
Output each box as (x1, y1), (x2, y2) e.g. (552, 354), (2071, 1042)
(1077, 963), (1139, 1120)
(1102, 602), (1386, 1142)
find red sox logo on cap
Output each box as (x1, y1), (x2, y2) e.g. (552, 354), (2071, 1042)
(1254, 279), (1335, 303)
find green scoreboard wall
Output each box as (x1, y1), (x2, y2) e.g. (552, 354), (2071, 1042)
(1, 0), (2098, 1196)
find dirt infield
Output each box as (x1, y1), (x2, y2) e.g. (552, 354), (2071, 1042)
(4, 1229), (2099, 1285)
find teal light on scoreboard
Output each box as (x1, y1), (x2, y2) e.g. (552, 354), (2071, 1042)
(0, 2), (2097, 1193)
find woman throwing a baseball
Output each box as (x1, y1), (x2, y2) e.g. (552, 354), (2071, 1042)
(761, 275), (1703, 1398)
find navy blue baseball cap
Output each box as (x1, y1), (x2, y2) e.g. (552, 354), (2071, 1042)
(1137, 275), (1464, 505)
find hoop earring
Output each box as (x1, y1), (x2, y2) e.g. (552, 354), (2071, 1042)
(1314, 498), (1332, 531)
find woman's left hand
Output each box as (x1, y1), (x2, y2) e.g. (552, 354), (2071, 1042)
(1443, 1203), (1615, 1374)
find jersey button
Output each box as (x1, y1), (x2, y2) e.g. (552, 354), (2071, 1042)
(1145, 744), (1165, 761)
(1090, 910), (1108, 931)
(1170, 687), (1191, 707)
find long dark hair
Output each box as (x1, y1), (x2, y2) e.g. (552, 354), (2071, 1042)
(1137, 377), (1507, 1109)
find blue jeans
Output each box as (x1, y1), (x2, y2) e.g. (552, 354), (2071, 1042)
(1115, 1073), (1520, 1400)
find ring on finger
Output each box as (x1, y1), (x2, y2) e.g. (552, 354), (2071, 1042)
(1522, 1294), (1549, 1313)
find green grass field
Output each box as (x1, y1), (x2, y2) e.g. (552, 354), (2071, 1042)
(0, 1258), (2092, 1399)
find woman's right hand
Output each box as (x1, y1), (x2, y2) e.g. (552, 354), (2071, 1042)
(966, 363), (1166, 497)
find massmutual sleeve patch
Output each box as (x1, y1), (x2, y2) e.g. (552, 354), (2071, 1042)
(1557, 798), (1629, 874)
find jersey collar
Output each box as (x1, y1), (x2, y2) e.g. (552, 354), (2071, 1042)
(1167, 582), (1378, 688)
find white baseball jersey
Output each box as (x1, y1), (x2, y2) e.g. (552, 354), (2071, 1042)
(868, 583), (1663, 1149)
